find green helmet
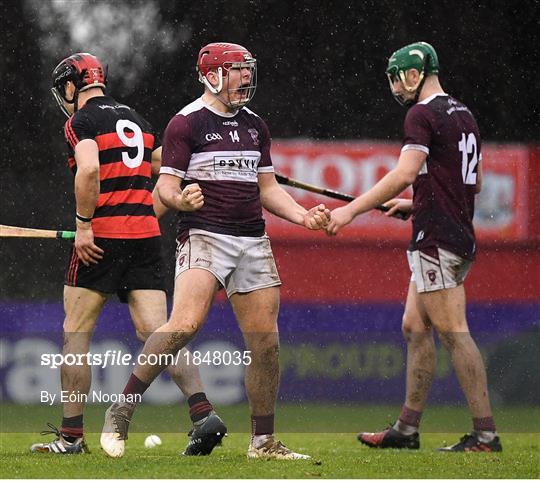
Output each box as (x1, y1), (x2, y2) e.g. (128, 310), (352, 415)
(386, 41), (439, 79)
(386, 42), (439, 105)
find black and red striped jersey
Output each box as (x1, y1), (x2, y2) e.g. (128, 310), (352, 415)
(63, 96), (160, 239)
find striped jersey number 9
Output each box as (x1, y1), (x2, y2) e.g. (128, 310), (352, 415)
(116, 119), (144, 168)
(458, 132), (478, 185)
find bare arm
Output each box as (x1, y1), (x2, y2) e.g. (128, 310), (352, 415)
(151, 146), (162, 177)
(152, 185), (169, 220)
(259, 172), (307, 225)
(74, 139), (100, 218)
(155, 174), (204, 212)
(327, 149), (426, 235)
(259, 172), (330, 229)
(149, 147), (170, 219)
(73, 139), (104, 265)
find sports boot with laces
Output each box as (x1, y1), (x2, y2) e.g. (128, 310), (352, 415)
(438, 432), (502, 452)
(30, 423), (89, 454)
(183, 411), (227, 455)
(100, 402), (135, 458)
(357, 426), (420, 449)
(247, 435), (311, 460)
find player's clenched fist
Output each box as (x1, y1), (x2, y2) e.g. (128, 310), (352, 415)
(179, 183), (204, 211)
(303, 204), (331, 230)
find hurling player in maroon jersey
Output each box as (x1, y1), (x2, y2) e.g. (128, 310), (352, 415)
(327, 42), (501, 452)
(31, 53), (222, 456)
(101, 43), (330, 460)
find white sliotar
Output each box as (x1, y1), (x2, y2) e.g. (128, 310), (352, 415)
(144, 434), (162, 448)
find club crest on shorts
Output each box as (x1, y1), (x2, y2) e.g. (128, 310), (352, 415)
(426, 269), (437, 284)
(178, 254), (186, 267)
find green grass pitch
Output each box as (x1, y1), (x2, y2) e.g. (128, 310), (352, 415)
(1, 403), (538, 478)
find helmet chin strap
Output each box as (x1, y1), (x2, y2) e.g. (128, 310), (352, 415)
(201, 69), (242, 111)
(399, 70), (425, 95)
(200, 67), (223, 94)
(395, 53), (431, 106)
(73, 89), (80, 113)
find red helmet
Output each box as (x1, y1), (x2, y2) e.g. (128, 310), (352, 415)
(197, 42), (254, 77)
(196, 42), (257, 108)
(51, 53), (107, 117)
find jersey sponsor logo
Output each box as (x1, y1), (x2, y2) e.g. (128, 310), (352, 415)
(205, 133), (224, 141)
(446, 99), (470, 115)
(222, 120), (239, 127)
(248, 128), (259, 146)
(213, 155), (258, 172)
(97, 104), (130, 110)
(185, 150), (261, 183)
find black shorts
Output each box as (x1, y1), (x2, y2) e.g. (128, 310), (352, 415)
(65, 236), (166, 302)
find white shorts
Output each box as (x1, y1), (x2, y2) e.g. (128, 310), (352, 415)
(175, 228), (281, 297)
(407, 247), (472, 293)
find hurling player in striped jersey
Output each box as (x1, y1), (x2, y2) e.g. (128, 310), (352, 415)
(31, 53), (223, 456)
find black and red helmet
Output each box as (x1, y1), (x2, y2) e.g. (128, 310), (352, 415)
(196, 42), (257, 108)
(51, 53), (107, 117)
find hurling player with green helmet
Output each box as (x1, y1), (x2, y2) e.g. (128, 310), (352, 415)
(327, 42), (501, 452)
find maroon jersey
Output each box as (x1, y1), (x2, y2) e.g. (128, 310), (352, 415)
(161, 98), (274, 237)
(403, 93), (481, 260)
(64, 96), (161, 239)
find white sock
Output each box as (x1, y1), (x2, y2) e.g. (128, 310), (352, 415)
(393, 420), (418, 436)
(252, 433), (272, 448)
(476, 430), (497, 443)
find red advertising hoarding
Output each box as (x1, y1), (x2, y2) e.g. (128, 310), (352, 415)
(266, 141), (531, 242)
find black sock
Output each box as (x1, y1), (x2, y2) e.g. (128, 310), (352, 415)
(188, 392), (213, 423)
(61, 414), (83, 442)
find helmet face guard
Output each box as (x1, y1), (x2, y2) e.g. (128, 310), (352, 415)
(51, 53), (107, 117)
(51, 85), (73, 118)
(386, 69), (426, 106)
(197, 43), (257, 109)
(386, 42), (438, 107)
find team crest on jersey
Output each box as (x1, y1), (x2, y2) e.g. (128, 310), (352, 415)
(248, 128), (259, 146)
(426, 269), (437, 284)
